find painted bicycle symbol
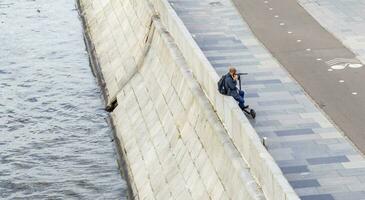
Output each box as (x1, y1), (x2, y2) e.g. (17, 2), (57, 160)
(326, 58), (363, 70)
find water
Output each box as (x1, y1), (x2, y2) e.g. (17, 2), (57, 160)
(0, 0), (126, 199)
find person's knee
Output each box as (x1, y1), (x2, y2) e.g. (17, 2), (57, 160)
(238, 97), (244, 104)
(239, 90), (244, 96)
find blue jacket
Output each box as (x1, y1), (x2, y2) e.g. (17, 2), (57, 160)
(224, 73), (240, 99)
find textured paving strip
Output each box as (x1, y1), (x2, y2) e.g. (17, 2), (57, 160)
(168, 0), (365, 199)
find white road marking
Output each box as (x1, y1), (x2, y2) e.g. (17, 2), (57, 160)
(348, 63), (363, 68)
(331, 65), (346, 70)
(352, 92), (358, 95)
(326, 58), (359, 66)
(339, 80), (345, 83)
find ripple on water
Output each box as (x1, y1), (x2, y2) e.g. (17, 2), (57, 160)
(0, 0), (126, 199)
(0, 70), (10, 74)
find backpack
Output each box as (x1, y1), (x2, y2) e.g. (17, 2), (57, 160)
(217, 75), (227, 95)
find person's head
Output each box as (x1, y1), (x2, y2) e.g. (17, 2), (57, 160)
(229, 67), (237, 76)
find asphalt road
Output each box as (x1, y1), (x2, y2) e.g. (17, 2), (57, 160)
(232, 0), (365, 153)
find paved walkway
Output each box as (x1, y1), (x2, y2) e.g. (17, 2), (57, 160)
(168, 0), (365, 199)
(232, 0), (365, 157)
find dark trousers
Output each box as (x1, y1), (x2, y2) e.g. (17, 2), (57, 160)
(234, 90), (245, 109)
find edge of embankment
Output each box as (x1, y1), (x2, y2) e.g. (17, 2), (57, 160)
(76, 1), (134, 199)
(76, 0), (117, 112)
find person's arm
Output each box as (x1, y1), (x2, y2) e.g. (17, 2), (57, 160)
(226, 76), (237, 90)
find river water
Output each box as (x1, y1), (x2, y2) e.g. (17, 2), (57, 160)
(0, 0), (126, 199)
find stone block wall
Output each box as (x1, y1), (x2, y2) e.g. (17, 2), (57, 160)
(112, 20), (264, 199)
(78, 0), (298, 199)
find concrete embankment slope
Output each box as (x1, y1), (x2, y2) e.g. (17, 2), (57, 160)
(78, 0), (298, 199)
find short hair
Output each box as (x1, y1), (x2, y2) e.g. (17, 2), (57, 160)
(229, 67), (236, 74)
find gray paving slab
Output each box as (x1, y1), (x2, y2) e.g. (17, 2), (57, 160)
(168, 0), (365, 199)
(301, 194), (335, 200)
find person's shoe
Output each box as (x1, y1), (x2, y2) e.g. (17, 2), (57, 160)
(242, 105), (249, 109)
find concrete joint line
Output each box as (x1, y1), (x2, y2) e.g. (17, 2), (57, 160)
(113, 14), (159, 107)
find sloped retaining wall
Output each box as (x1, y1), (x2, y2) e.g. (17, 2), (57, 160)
(78, 0), (298, 199)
